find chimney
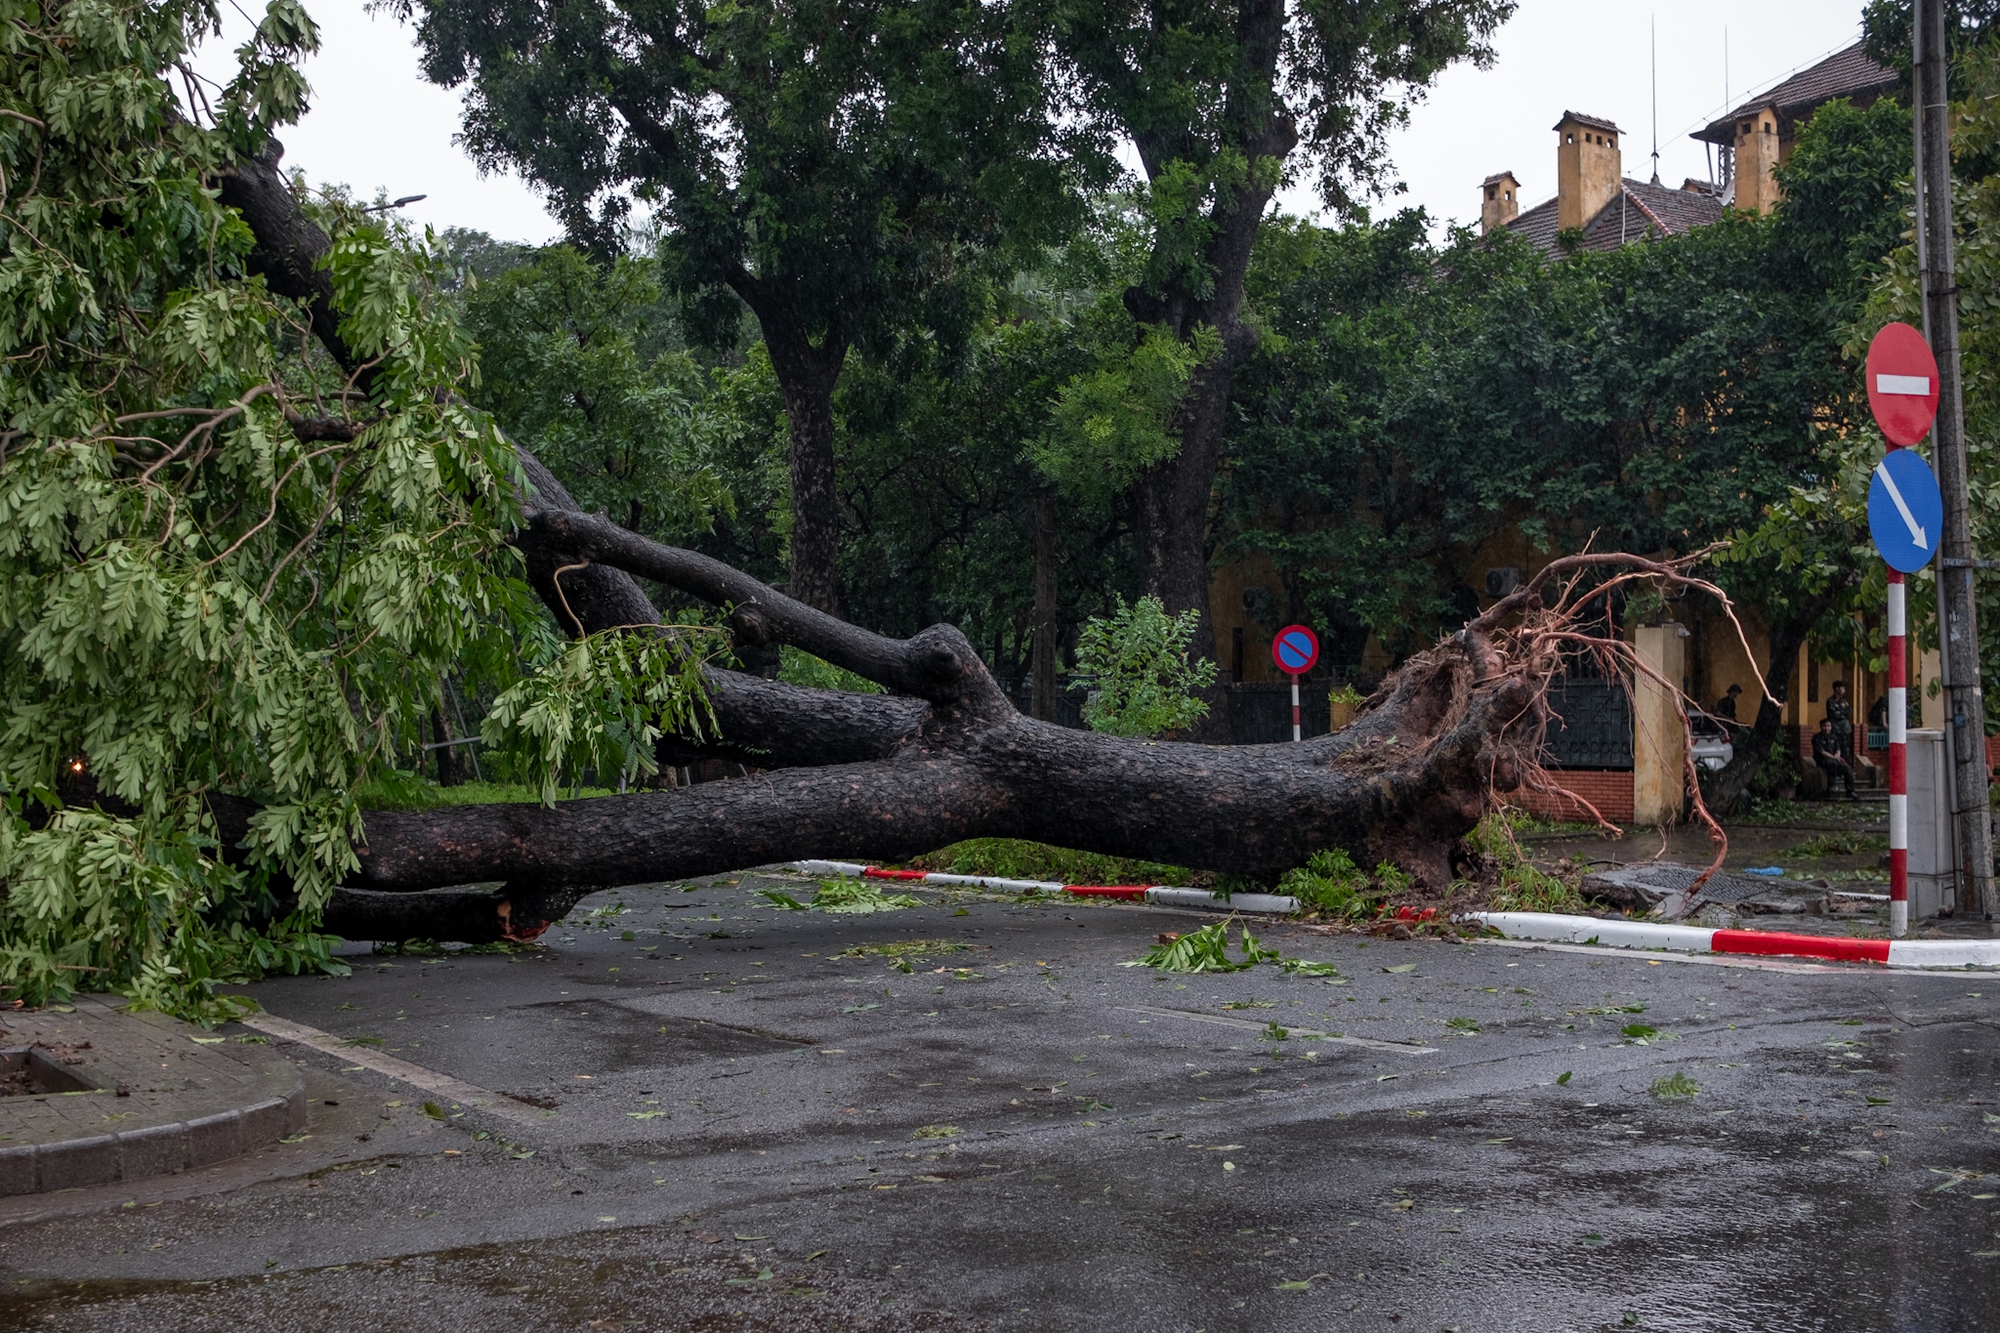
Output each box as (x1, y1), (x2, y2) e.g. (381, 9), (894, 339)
(1480, 171), (1520, 234)
(1732, 105), (1783, 214)
(1554, 111), (1623, 232)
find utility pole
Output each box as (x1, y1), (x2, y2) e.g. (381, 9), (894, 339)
(1915, 0), (1998, 920)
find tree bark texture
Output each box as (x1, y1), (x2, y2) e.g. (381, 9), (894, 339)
(736, 282), (849, 617)
(1031, 486), (1059, 722)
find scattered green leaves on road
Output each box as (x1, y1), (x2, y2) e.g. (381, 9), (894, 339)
(1128, 919), (1273, 972)
(1650, 1072), (1699, 1099)
(760, 881), (923, 914)
(832, 939), (971, 961)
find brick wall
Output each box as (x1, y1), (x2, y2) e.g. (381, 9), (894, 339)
(1508, 770), (1635, 824)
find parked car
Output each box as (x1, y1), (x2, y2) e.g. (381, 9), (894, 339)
(1689, 712), (1735, 771)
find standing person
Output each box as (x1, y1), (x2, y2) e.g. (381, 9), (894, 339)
(1713, 684), (1743, 737)
(1812, 718), (1857, 799)
(1825, 679), (1854, 762)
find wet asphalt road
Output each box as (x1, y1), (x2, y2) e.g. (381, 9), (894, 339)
(5, 870), (2000, 1332)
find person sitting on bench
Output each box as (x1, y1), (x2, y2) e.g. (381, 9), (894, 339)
(1812, 717), (1856, 800)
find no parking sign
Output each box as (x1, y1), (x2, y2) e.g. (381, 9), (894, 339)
(1271, 624), (1319, 676)
(1271, 625), (1318, 742)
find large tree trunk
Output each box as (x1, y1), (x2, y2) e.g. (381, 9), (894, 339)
(348, 510), (1547, 919)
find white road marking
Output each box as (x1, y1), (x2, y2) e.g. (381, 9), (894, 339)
(240, 1013), (552, 1125)
(1117, 1005), (1438, 1054)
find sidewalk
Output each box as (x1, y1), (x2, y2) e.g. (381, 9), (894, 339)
(1, 996), (305, 1196)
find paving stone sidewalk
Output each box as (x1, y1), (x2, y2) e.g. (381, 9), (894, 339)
(1, 996), (304, 1197)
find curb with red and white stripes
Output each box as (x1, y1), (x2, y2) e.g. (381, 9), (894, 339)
(1471, 911), (2000, 969)
(787, 861), (1299, 914)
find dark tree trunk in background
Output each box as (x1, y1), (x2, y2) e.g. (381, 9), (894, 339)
(1124, 0), (1298, 737)
(739, 286), (848, 617)
(1031, 486), (1059, 722)
(431, 706), (464, 788)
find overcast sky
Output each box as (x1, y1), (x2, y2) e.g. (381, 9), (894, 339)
(212, 0), (1876, 246)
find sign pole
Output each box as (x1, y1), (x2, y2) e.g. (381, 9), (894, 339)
(1270, 625), (1320, 743)
(1889, 570), (1910, 938)
(1917, 0), (1997, 920)
(1866, 322), (1946, 936)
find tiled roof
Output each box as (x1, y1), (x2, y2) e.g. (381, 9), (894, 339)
(1575, 179), (1728, 250)
(1504, 195), (1563, 254)
(1693, 41), (1897, 144)
(1555, 110), (1623, 134)
(1481, 170), (1519, 188)
(1498, 179), (1728, 257)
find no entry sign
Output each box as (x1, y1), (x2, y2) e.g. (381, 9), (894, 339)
(1272, 624), (1319, 676)
(1866, 322), (1941, 446)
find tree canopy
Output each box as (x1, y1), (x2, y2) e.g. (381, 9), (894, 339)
(398, 0), (1095, 614)
(0, 0), (715, 1011)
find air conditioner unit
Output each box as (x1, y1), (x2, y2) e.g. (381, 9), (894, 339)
(1484, 567), (1522, 598)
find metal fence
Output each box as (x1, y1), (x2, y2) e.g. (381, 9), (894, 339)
(1221, 683), (1335, 745)
(1543, 677), (1634, 769)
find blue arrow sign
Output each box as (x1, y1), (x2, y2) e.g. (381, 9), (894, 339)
(1868, 447), (1944, 573)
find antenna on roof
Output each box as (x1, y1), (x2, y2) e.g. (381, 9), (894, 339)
(1651, 15), (1661, 185)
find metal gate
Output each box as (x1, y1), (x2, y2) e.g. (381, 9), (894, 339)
(1543, 677), (1634, 769)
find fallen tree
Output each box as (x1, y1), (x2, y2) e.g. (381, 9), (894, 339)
(0, 6), (1744, 1015)
(202, 139), (1755, 945)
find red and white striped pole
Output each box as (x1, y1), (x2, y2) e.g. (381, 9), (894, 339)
(1888, 569), (1909, 938)
(1291, 675), (1301, 743)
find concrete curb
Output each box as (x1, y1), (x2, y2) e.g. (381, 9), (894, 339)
(788, 861), (1299, 915)
(1469, 911), (2000, 969)
(0, 997), (305, 1197)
